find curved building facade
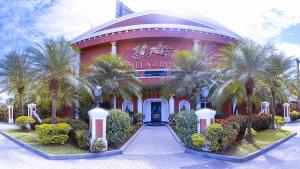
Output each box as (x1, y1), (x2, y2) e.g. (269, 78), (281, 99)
(73, 11), (241, 123)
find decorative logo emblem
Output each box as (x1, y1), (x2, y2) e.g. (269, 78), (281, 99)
(131, 43), (172, 59)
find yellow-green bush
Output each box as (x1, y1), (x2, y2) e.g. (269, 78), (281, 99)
(290, 111), (299, 121)
(75, 130), (90, 150)
(191, 133), (205, 150)
(245, 128), (257, 137)
(205, 123), (223, 152)
(15, 116), (35, 130)
(35, 123), (71, 144)
(275, 116), (285, 131)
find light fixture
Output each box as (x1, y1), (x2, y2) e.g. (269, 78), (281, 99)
(94, 86), (102, 108)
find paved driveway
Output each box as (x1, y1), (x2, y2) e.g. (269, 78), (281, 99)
(124, 126), (185, 155)
(0, 123), (300, 169)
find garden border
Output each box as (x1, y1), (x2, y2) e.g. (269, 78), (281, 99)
(185, 132), (297, 163)
(166, 124), (297, 162)
(0, 124), (145, 160)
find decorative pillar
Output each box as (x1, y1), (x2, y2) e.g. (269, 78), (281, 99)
(169, 96), (174, 114)
(195, 108), (216, 134)
(27, 103), (36, 117)
(261, 102), (270, 114)
(196, 95), (201, 110)
(89, 107), (109, 151)
(137, 97), (143, 113)
(193, 40), (200, 53)
(8, 105), (13, 124)
(111, 41), (117, 55)
(283, 103), (290, 122)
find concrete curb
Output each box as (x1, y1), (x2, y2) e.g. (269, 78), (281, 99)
(185, 132), (297, 162)
(166, 125), (181, 143)
(119, 125), (145, 152)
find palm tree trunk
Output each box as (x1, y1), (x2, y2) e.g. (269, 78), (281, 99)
(50, 80), (59, 124)
(245, 94), (254, 143)
(270, 89), (276, 129)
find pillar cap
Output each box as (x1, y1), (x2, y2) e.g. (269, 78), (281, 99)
(195, 108), (216, 118)
(88, 108), (109, 118)
(283, 103), (290, 106)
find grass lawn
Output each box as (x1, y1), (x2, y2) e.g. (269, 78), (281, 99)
(225, 129), (292, 156)
(4, 129), (88, 154)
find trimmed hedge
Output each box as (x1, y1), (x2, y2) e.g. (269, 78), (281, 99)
(35, 123), (71, 144)
(106, 109), (131, 148)
(205, 123), (223, 152)
(191, 133), (205, 150)
(252, 114), (271, 131)
(175, 110), (198, 149)
(15, 116), (35, 130)
(75, 130), (90, 150)
(42, 117), (66, 124)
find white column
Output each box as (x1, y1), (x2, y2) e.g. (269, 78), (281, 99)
(169, 96), (174, 114)
(137, 97), (143, 113)
(89, 108), (109, 151)
(111, 41), (117, 55)
(193, 40), (200, 53)
(283, 103), (290, 122)
(27, 104), (32, 117)
(8, 105), (13, 124)
(196, 95), (201, 110)
(113, 96), (117, 109)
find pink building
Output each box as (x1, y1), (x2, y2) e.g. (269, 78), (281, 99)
(73, 11), (241, 123)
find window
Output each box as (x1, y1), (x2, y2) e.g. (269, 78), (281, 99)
(144, 71), (167, 77)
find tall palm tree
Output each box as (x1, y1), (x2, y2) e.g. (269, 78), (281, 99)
(87, 54), (141, 107)
(0, 51), (32, 115)
(212, 39), (271, 142)
(26, 37), (80, 123)
(264, 52), (294, 128)
(162, 50), (215, 102)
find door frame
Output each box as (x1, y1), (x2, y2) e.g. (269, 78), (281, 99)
(143, 98), (169, 123)
(151, 101), (162, 122)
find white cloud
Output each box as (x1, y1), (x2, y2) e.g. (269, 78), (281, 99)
(276, 42), (300, 57)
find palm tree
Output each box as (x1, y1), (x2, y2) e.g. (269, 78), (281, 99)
(264, 52), (294, 128)
(26, 37), (80, 123)
(0, 51), (32, 115)
(162, 50), (215, 103)
(87, 54), (141, 107)
(212, 39), (271, 142)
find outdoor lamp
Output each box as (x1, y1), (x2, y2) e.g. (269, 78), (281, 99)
(201, 87), (209, 108)
(94, 86), (102, 108)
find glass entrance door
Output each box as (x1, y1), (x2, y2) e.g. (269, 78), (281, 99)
(151, 102), (161, 122)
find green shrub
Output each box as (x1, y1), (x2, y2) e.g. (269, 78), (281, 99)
(106, 109), (131, 148)
(252, 114), (271, 131)
(175, 110), (198, 149)
(91, 139), (106, 153)
(290, 111), (299, 121)
(168, 113), (177, 126)
(221, 124), (238, 151)
(134, 112), (144, 125)
(245, 128), (257, 137)
(35, 123), (71, 144)
(15, 116), (35, 130)
(75, 130), (90, 150)
(191, 133), (205, 150)
(205, 123), (223, 152)
(65, 118), (88, 131)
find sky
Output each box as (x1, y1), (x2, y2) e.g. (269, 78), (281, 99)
(0, 0), (300, 57)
